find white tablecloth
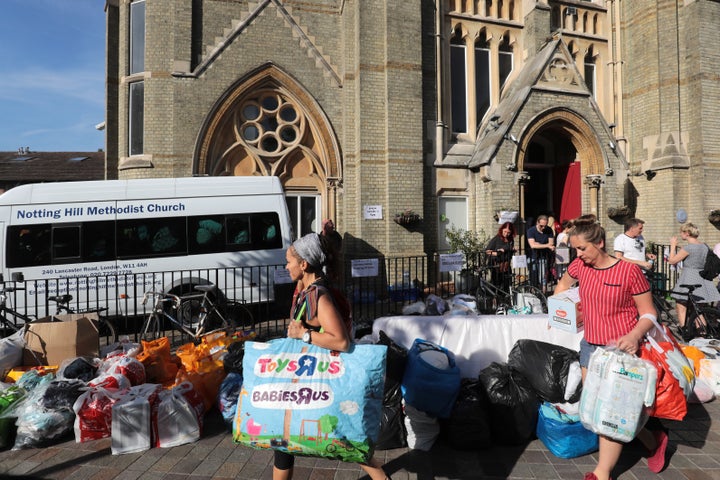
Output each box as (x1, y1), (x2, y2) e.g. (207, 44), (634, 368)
(372, 314), (584, 378)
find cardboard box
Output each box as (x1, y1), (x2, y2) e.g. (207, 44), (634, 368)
(23, 313), (99, 366)
(547, 288), (583, 332)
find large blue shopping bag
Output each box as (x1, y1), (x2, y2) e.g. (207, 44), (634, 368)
(233, 338), (387, 463)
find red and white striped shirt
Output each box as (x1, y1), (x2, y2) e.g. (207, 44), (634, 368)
(567, 257), (650, 345)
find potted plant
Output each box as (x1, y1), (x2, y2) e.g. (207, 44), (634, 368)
(394, 209), (422, 226)
(445, 225), (488, 293)
(709, 210), (720, 225)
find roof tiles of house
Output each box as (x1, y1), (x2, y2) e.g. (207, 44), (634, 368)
(0, 151), (105, 183)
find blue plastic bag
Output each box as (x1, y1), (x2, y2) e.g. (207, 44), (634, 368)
(233, 338), (386, 463)
(401, 339), (461, 418)
(536, 402), (598, 459)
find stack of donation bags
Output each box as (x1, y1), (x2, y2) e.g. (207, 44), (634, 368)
(372, 329), (709, 458)
(373, 332), (595, 456)
(0, 329), (252, 452)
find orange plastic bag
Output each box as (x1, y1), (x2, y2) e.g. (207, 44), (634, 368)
(639, 322), (695, 421)
(138, 337), (178, 384)
(175, 368), (225, 411)
(681, 345), (706, 376)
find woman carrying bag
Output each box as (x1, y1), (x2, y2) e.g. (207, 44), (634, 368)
(277, 232), (390, 480)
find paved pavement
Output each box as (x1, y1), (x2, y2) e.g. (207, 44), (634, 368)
(1, 397), (719, 480)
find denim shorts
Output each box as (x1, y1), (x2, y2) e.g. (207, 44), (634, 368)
(578, 337), (604, 368)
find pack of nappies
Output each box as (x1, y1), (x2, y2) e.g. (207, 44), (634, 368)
(579, 347), (656, 442)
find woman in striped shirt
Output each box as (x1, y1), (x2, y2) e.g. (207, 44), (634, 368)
(554, 214), (668, 480)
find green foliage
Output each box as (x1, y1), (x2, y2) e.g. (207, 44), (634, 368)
(445, 225), (488, 268)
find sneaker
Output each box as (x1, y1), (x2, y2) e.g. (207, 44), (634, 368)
(647, 429), (669, 473)
(583, 473), (611, 480)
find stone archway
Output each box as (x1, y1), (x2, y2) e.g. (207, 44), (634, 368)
(514, 108), (605, 220)
(194, 63), (342, 221)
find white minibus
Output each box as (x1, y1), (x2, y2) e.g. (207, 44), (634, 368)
(0, 176), (294, 317)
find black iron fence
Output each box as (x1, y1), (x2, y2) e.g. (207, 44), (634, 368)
(1, 244), (680, 341)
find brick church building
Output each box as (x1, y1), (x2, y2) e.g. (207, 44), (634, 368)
(104, 0), (720, 255)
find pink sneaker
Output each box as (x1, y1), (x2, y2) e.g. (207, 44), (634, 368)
(583, 473), (612, 480)
(647, 429), (669, 473)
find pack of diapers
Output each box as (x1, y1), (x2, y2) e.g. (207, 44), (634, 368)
(579, 347), (656, 442)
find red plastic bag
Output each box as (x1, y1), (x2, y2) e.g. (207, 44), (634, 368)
(639, 321), (695, 421)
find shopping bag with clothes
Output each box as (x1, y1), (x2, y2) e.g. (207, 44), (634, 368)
(639, 317), (695, 420)
(536, 402), (598, 459)
(233, 338), (386, 463)
(401, 339), (461, 418)
(579, 347), (656, 442)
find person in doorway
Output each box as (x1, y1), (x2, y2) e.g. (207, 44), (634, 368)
(613, 218), (656, 271)
(485, 221), (517, 291)
(554, 219), (573, 280)
(667, 222), (720, 340)
(526, 215), (555, 292)
(276, 233), (390, 480)
(555, 214), (668, 480)
(319, 218), (343, 286)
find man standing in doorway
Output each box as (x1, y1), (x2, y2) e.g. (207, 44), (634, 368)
(527, 215), (555, 292)
(613, 218), (656, 271)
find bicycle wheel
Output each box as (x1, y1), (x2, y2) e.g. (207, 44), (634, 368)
(690, 307), (720, 340)
(652, 293), (676, 331)
(140, 313), (162, 341)
(0, 316), (20, 338)
(514, 285), (548, 314)
(97, 318), (118, 343)
(225, 301), (254, 329)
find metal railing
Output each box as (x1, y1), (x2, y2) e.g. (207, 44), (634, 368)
(1, 244), (681, 342)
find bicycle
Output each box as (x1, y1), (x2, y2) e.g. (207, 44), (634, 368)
(47, 294), (118, 343)
(669, 283), (720, 342)
(0, 284), (35, 337)
(474, 267), (548, 315)
(646, 271), (676, 328)
(140, 284), (253, 342)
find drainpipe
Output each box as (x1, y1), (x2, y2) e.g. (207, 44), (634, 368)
(435, 0), (445, 164)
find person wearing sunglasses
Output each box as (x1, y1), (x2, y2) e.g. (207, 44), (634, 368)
(613, 218), (656, 270)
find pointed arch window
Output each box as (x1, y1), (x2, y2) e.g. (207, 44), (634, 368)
(499, 33), (514, 90)
(450, 28), (468, 134)
(475, 32), (491, 124)
(584, 47), (596, 98)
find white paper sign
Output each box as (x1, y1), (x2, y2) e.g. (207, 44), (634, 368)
(555, 247), (570, 265)
(363, 205), (383, 220)
(498, 211), (519, 224)
(351, 258), (379, 278)
(511, 254), (527, 269)
(439, 253), (464, 272)
(273, 268), (293, 284)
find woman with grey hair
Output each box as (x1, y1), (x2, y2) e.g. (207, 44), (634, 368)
(667, 222), (720, 340)
(274, 233), (390, 480)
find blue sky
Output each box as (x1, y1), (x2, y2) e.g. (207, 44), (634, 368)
(0, 0), (106, 153)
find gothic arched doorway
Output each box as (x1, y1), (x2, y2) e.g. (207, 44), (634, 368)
(516, 108), (604, 224)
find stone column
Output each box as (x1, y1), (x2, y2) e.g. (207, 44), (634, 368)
(585, 174), (603, 216)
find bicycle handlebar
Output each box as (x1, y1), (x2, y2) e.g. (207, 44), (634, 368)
(142, 291), (182, 309)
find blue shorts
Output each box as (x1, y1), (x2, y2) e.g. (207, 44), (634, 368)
(579, 338), (604, 368)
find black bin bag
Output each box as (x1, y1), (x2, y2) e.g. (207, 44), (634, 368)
(507, 339), (581, 403)
(479, 362), (540, 446)
(375, 330), (409, 450)
(440, 378), (492, 450)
